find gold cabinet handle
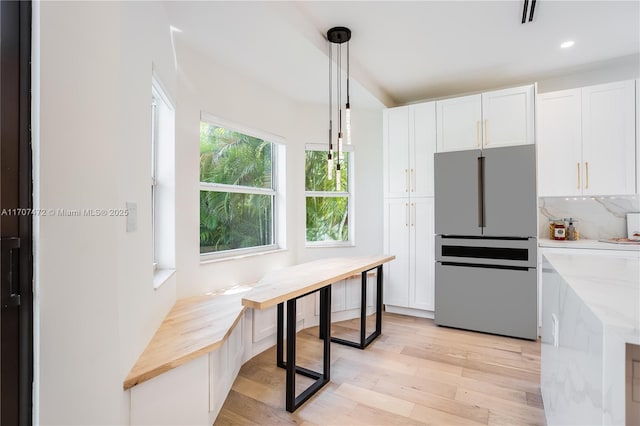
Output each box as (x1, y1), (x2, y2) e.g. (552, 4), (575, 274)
(411, 203), (415, 227)
(577, 162), (581, 189)
(405, 203), (409, 227)
(585, 162), (589, 189)
(484, 119), (488, 145)
(410, 169), (414, 192)
(476, 121), (481, 147)
(404, 169), (408, 192)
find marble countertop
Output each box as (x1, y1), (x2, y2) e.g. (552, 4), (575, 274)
(543, 252), (640, 345)
(539, 238), (640, 251)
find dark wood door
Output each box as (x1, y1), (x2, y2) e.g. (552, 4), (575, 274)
(1, 1), (33, 424)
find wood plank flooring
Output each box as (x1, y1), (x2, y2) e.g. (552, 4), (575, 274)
(215, 313), (545, 426)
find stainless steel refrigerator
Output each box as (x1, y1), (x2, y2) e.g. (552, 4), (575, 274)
(434, 144), (537, 340)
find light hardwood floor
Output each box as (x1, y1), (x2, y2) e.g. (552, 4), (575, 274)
(215, 313), (545, 426)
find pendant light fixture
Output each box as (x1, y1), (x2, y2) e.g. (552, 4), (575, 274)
(326, 26), (351, 190)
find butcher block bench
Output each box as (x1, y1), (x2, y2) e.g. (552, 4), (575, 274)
(123, 283), (255, 390)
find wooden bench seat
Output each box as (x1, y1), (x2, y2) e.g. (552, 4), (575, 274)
(123, 283), (255, 390)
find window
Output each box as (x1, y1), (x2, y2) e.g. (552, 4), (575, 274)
(151, 74), (176, 285)
(199, 115), (281, 256)
(305, 144), (353, 245)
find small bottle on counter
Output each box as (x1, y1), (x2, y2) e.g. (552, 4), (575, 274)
(552, 221), (566, 240)
(566, 218), (575, 241)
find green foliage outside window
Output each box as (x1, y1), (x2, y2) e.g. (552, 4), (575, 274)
(200, 123), (274, 254)
(305, 150), (350, 243)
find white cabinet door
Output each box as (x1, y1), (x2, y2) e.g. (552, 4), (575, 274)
(411, 102), (437, 197)
(383, 106), (410, 197)
(482, 85), (535, 149)
(436, 94), (482, 152)
(410, 198), (434, 311)
(537, 89), (582, 197)
(637, 79), (640, 194)
(582, 80), (636, 196)
(383, 198), (410, 307)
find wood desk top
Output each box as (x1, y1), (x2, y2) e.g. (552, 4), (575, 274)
(241, 255), (395, 310)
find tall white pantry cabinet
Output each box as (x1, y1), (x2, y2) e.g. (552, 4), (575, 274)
(383, 103), (436, 317)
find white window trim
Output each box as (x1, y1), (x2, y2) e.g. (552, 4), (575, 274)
(304, 143), (355, 247)
(151, 71), (176, 287)
(199, 114), (285, 261)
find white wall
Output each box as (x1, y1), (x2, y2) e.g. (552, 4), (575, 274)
(35, 2), (177, 424)
(174, 40), (385, 297)
(293, 104), (384, 263)
(174, 40), (298, 297)
(537, 53), (640, 93)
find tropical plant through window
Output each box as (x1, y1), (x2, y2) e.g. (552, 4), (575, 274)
(305, 149), (350, 243)
(200, 123), (276, 254)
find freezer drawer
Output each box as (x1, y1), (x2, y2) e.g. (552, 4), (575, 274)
(434, 263), (537, 340)
(435, 236), (537, 268)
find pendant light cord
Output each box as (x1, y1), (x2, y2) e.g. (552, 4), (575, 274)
(346, 41), (350, 105)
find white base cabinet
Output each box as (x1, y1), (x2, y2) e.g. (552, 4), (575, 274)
(384, 197), (435, 313)
(130, 321), (244, 426)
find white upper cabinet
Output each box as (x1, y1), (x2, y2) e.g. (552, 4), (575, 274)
(537, 89), (582, 197)
(582, 80), (636, 196)
(482, 85), (535, 149)
(383, 102), (437, 198)
(383, 106), (410, 197)
(538, 80), (636, 197)
(637, 79), (640, 194)
(436, 85), (535, 153)
(436, 94), (482, 152)
(411, 102), (437, 197)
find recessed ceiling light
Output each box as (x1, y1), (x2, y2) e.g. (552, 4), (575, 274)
(560, 40), (575, 49)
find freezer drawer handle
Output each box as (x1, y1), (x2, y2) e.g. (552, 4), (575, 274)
(440, 261), (529, 272)
(441, 245), (529, 261)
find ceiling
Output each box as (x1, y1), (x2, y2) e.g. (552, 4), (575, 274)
(165, 1), (640, 108)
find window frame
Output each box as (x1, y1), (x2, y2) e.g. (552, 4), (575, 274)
(199, 112), (283, 260)
(151, 72), (176, 288)
(304, 143), (355, 247)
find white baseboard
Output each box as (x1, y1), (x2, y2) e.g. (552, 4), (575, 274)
(385, 305), (434, 319)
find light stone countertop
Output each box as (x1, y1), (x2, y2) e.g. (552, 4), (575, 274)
(543, 252), (640, 345)
(539, 238), (640, 251)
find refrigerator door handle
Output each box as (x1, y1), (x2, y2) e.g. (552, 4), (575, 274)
(477, 156), (485, 228)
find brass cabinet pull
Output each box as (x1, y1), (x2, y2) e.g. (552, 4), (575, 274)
(476, 121), (481, 147)
(410, 169), (414, 192)
(405, 203), (409, 227)
(411, 203), (415, 227)
(585, 162), (589, 189)
(404, 169), (408, 192)
(577, 163), (581, 189)
(484, 119), (488, 145)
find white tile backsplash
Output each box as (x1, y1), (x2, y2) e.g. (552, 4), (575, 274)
(539, 196), (640, 240)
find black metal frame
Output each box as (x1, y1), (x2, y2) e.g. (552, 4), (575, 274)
(276, 285), (331, 412)
(330, 265), (383, 350)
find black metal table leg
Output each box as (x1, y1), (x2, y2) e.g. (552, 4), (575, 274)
(277, 302), (284, 368)
(277, 286), (332, 412)
(285, 299), (296, 411)
(331, 266), (384, 349)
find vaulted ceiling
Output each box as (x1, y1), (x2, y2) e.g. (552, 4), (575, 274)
(165, 1), (640, 108)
